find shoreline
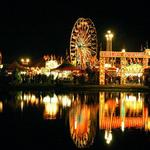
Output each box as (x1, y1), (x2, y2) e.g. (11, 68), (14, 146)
(0, 83), (149, 92)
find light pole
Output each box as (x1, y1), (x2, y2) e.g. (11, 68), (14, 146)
(105, 30), (114, 51)
(20, 58), (30, 66)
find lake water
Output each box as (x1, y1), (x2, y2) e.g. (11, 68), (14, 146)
(0, 90), (150, 150)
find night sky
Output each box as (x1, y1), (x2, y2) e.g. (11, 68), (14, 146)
(0, 1), (150, 63)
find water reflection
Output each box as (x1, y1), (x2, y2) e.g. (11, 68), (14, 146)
(99, 92), (150, 145)
(15, 91), (74, 120)
(43, 94), (59, 119)
(0, 101), (3, 112)
(69, 94), (98, 148)
(0, 91), (150, 149)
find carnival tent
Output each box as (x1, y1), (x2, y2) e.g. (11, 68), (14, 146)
(51, 61), (82, 72)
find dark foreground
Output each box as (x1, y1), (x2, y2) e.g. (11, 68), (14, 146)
(1, 117), (150, 150)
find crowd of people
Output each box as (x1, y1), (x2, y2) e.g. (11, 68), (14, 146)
(0, 66), (99, 86)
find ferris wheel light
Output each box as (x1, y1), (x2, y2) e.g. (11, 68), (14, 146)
(70, 18), (97, 69)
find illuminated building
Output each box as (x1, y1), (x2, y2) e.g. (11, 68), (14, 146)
(99, 31), (150, 85)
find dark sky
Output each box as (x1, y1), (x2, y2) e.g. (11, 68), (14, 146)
(0, 1), (150, 63)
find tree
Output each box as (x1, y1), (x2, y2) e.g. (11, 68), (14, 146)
(0, 66), (9, 84)
(11, 68), (22, 84)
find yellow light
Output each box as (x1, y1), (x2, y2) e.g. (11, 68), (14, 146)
(122, 49), (126, 52)
(108, 30), (111, 34)
(61, 95), (71, 107)
(43, 95), (51, 103)
(21, 101), (24, 112)
(44, 102), (58, 120)
(20, 57), (30, 65)
(0, 101), (3, 112)
(109, 33), (113, 38)
(121, 121), (125, 132)
(30, 94), (38, 104)
(105, 30), (114, 40)
(147, 118), (150, 131)
(105, 34), (108, 38)
(21, 58), (24, 62)
(104, 130), (112, 144)
(0, 64), (3, 69)
(26, 58), (30, 63)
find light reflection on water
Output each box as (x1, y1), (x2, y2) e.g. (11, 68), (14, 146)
(0, 91), (150, 149)
(0, 101), (3, 112)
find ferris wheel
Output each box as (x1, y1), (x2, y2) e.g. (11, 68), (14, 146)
(70, 18), (98, 69)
